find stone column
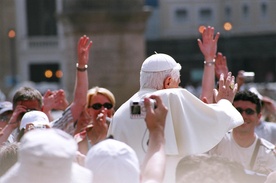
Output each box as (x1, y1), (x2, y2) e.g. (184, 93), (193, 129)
(59, 0), (150, 106)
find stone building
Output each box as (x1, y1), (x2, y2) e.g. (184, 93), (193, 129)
(146, 0), (276, 88)
(0, 0), (149, 106)
(1, 0), (276, 105)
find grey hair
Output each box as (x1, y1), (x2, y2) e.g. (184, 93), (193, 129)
(0, 142), (19, 176)
(140, 67), (181, 90)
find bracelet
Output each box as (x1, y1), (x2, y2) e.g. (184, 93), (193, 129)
(204, 59), (215, 66)
(76, 63), (88, 72)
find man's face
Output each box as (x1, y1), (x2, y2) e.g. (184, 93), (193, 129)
(15, 100), (42, 121)
(15, 100), (41, 111)
(233, 100), (261, 134)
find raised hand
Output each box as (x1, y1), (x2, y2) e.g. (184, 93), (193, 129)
(7, 104), (28, 129)
(86, 109), (109, 145)
(197, 26), (220, 62)
(215, 52), (229, 81)
(78, 35), (92, 66)
(236, 70), (246, 91)
(43, 89), (69, 116)
(144, 95), (167, 135)
(214, 72), (237, 103)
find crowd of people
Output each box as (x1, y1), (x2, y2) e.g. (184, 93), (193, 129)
(0, 26), (276, 183)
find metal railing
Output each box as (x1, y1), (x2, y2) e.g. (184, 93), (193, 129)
(28, 37), (58, 49)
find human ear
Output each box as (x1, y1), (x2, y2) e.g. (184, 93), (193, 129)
(163, 76), (171, 89)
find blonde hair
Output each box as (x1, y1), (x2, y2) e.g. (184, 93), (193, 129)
(87, 87), (115, 108)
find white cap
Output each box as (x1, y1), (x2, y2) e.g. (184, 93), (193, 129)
(0, 129), (93, 183)
(20, 111), (50, 130)
(249, 87), (263, 100)
(85, 139), (140, 183)
(0, 101), (13, 115)
(141, 53), (181, 72)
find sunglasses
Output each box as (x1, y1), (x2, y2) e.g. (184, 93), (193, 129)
(235, 107), (256, 115)
(88, 103), (113, 110)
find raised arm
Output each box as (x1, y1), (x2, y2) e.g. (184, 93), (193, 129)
(71, 35), (92, 120)
(141, 95), (168, 183)
(0, 105), (26, 145)
(52, 36), (92, 134)
(198, 26), (220, 103)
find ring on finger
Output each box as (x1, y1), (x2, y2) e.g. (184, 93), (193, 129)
(229, 83), (234, 90)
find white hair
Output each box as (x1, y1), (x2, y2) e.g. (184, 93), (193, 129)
(140, 67), (181, 90)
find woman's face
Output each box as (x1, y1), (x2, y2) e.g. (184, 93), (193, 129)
(86, 94), (114, 122)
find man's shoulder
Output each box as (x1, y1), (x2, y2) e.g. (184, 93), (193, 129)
(259, 138), (275, 150)
(215, 132), (233, 145)
(153, 88), (200, 103)
(153, 88), (188, 95)
(263, 121), (276, 128)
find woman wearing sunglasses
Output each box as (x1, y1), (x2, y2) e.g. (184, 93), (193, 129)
(74, 86), (116, 156)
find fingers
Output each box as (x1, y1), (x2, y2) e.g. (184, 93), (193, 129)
(225, 72), (232, 88)
(206, 26), (214, 37)
(87, 40), (93, 50)
(150, 95), (167, 112)
(218, 73), (225, 91)
(215, 52), (223, 64)
(202, 26), (214, 39)
(214, 32), (220, 42)
(78, 35), (92, 50)
(202, 97), (209, 104)
(96, 112), (105, 123)
(43, 90), (52, 98)
(149, 95), (160, 104)
(95, 110), (110, 126)
(213, 88), (218, 102)
(233, 83), (238, 93)
(197, 39), (203, 48)
(144, 97), (154, 116)
(215, 72), (237, 103)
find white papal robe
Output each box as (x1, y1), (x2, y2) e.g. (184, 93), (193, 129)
(108, 88), (244, 183)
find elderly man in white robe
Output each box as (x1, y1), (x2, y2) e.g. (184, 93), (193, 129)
(107, 27), (244, 183)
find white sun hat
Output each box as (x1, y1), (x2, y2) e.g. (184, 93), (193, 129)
(0, 129), (93, 183)
(85, 138), (140, 183)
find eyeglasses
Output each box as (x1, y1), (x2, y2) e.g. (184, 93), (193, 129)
(88, 103), (113, 110)
(235, 107), (256, 115)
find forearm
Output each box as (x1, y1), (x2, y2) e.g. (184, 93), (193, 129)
(0, 125), (16, 145)
(200, 59), (215, 103)
(42, 108), (54, 121)
(141, 130), (166, 183)
(71, 66), (88, 120)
